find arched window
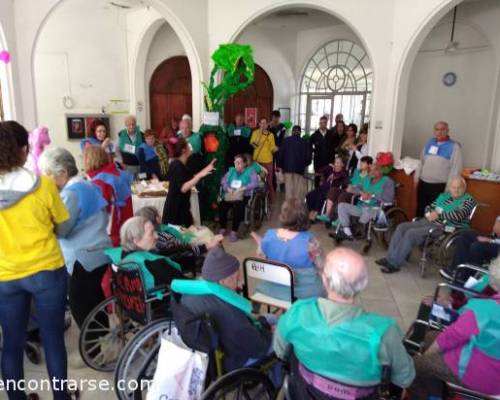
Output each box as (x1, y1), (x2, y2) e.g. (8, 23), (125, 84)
(299, 39), (372, 133)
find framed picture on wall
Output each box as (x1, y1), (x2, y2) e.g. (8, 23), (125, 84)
(245, 107), (258, 128)
(279, 107), (291, 122)
(66, 114), (111, 140)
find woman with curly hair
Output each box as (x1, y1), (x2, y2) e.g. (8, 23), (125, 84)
(0, 121), (71, 399)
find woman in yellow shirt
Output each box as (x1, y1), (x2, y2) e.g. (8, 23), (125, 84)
(0, 121), (71, 400)
(250, 117), (278, 202)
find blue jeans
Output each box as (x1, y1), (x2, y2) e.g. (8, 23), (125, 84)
(0, 268), (68, 400)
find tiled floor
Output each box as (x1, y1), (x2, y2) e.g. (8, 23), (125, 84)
(6, 194), (442, 400)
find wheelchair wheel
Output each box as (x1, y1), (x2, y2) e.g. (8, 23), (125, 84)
(380, 207), (408, 249)
(438, 229), (467, 270)
(114, 318), (175, 400)
(201, 368), (276, 400)
(249, 193), (265, 231)
(79, 296), (141, 372)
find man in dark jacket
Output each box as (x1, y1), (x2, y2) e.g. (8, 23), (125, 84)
(310, 115), (340, 188)
(277, 125), (312, 201)
(174, 247), (272, 372)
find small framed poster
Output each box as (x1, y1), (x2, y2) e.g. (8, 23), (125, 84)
(66, 114), (111, 140)
(245, 107), (258, 128)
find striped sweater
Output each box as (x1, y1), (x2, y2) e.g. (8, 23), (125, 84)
(430, 195), (477, 228)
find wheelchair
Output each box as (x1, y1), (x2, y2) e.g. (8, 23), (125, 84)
(217, 178), (270, 238)
(417, 204), (478, 278)
(331, 200), (409, 254)
(114, 257), (290, 400)
(78, 261), (171, 372)
(403, 265), (499, 399)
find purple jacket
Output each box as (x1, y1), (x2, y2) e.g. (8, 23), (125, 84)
(222, 169), (259, 197)
(436, 294), (500, 395)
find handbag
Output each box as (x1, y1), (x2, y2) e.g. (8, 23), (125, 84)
(147, 327), (209, 400)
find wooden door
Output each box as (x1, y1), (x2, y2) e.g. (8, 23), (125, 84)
(224, 64), (273, 125)
(150, 56), (191, 135)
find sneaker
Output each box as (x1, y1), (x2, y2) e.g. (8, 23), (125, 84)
(439, 268), (455, 281)
(331, 230), (353, 242)
(228, 231), (238, 242)
(316, 214), (330, 223)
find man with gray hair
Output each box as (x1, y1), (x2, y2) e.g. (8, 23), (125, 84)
(415, 121), (463, 217)
(274, 247), (415, 396)
(117, 114), (143, 174)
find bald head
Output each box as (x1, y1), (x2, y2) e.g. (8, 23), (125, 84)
(322, 247), (368, 300)
(433, 121), (449, 141)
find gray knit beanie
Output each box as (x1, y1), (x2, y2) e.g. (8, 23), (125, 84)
(202, 247), (240, 282)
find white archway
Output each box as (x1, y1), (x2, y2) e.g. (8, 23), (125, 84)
(388, 0), (464, 158)
(0, 22), (16, 120)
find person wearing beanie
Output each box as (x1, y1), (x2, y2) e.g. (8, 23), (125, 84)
(174, 247), (273, 371)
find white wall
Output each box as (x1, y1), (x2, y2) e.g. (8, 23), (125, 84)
(236, 27), (296, 113)
(34, 0), (130, 156)
(0, 0), (19, 120)
(403, 2), (499, 170)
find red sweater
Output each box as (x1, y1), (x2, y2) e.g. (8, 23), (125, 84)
(87, 163), (133, 246)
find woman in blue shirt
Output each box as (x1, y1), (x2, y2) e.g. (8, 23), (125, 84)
(40, 147), (112, 327)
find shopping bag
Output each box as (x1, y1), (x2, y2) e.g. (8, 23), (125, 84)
(147, 327), (209, 400)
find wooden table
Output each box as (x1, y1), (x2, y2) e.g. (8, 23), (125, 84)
(390, 169), (500, 234)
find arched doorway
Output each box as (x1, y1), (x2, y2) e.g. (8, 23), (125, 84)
(149, 56), (192, 135)
(299, 39), (372, 134)
(224, 64), (273, 124)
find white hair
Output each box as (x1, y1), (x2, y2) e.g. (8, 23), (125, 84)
(124, 115), (136, 124)
(446, 175), (467, 192)
(39, 147), (78, 178)
(489, 256), (500, 290)
(181, 114), (192, 121)
(120, 216), (148, 251)
(323, 259), (368, 299)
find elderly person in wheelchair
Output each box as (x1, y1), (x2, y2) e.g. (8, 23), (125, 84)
(274, 247), (415, 398)
(106, 216), (187, 290)
(409, 256), (500, 398)
(376, 176), (477, 274)
(333, 163), (395, 242)
(218, 154), (260, 242)
(440, 215), (500, 281)
(170, 247), (273, 372)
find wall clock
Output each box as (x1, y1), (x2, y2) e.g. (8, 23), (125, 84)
(443, 72), (457, 87)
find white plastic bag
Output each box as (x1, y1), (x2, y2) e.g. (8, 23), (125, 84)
(147, 328), (209, 400)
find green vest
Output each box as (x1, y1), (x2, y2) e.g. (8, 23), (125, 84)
(171, 279), (253, 318)
(227, 124), (251, 138)
(358, 176), (388, 207)
(178, 131), (202, 154)
(227, 167), (252, 188)
(105, 247), (181, 292)
(350, 169), (369, 188)
(458, 298), (500, 379)
(118, 127), (143, 154)
(278, 298), (395, 385)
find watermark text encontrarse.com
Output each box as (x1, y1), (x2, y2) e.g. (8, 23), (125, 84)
(0, 378), (152, 392)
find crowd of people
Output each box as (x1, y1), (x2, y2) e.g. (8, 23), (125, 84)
(0, 108), (499, 400)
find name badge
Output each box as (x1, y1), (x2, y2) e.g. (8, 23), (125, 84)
(231, 180), (242, 189)
(234, 129), (241, 137)
(124, 143), (136, 154)
(188, 143), (193, 152)
(428, 145), (439, 155)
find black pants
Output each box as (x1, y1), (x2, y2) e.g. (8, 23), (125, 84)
(69, 261), (108, 328)
(451, 230), (499, 277)
(219, 198), (247, 231)
(416, 180), (446, 217)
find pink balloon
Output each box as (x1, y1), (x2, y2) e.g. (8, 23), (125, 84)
(0, 50), (11, 64)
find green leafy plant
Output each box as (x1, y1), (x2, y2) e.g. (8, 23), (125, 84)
(202, 44), (255, 112)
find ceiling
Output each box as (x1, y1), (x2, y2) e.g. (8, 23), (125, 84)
(252, 8), (344, 31)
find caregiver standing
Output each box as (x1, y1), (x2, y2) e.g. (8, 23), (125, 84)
(39, 147), (112, 327)
(162, 137), (215, 227)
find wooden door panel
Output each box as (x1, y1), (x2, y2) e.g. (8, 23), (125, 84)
(224, 64), (273, 124)
(150, 56), (192, 135)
